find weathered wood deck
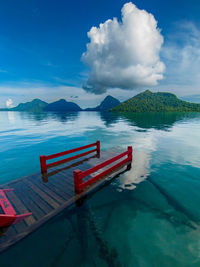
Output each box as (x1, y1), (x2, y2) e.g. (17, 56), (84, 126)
(0, 149), (131, 253)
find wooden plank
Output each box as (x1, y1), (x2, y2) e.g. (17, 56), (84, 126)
(46, 177), (74, 198)
(53, 174), (75, 193)
(22, 180), (53, 214)
(47, 170), (75, 189)
(30, 179), (65, 205)
(25, 179), (60, 209)
(0, 173), (39, 188)
(42, 179), (72, 200)
(13, 220), (26, 234)
(13, 183), (45, 220)
(55, 173), (74, 188)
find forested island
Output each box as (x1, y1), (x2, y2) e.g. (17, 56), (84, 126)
(111, 90), (200, 112)
(1, 90), (200, 113)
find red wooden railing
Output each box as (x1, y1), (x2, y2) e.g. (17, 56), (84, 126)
(73, 146), (132, 194)
(40, 141), (100, 174)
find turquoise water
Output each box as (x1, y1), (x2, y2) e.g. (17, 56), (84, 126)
(0, 111), (200, 266)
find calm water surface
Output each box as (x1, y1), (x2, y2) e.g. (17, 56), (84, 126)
(0, 111), (200, 267)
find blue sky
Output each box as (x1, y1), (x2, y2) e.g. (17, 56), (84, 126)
(1, 0), (200, 108)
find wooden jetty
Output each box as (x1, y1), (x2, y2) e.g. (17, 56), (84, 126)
(0, 141), (132, 253)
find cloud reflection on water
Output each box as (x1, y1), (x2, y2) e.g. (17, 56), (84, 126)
(0, 111), (200, 184)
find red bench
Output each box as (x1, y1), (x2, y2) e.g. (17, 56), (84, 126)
(0, 189), (32, 228)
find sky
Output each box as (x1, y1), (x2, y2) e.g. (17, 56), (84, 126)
(1, 0), (200, 108)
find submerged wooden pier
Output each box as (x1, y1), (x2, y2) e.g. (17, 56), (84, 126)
(0, 141), (132, 253)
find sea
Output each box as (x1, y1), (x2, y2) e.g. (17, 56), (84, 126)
(0, 111), (200, 267)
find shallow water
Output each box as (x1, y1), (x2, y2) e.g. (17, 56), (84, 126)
(0, 111), (200, 266)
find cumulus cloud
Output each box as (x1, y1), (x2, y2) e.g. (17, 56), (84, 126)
(82, 2), (165, 94)
(6, 98), (13, 108)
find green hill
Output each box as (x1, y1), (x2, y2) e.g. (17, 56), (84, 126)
(12, 99), (48, 112)
(111, 90), (200, 112)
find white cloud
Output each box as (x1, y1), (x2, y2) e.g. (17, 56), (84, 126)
(6, 98), (13, 108)
(82, 2), (165, 94)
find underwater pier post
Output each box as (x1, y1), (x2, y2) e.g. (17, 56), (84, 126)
(74, 169), (83, 194)
(96, 140), (100, 154)
(40, 155), (47, 174)
(128, 146), (133, 161)
(127, 146), (133, 169)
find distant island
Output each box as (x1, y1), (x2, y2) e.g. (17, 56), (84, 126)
(44, 99), (82, 112)
(1, 90), (200, 113)
(10, 99), (48, 112)
(85, 95), (120, 111)
(111, 90), (200, 112)
(0, 95), (120, 112)
(181, 94), (200, 104)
